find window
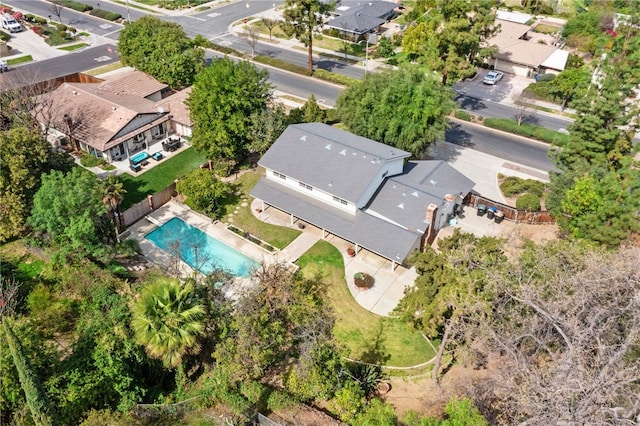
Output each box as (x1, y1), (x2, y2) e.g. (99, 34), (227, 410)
(273, 171), (286, 180)
(333, 196), (348, 206)
(299, 182), (313, 191)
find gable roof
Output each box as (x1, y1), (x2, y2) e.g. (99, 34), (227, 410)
(367, 161), (475, 232)
(327, 1), (397, 34)
(154, 87), (192, 126)
(258, 123), (411, 203)
(96, 69), (167, 99)
(45, 81), (168, 151)
(489, 19), (561, 68)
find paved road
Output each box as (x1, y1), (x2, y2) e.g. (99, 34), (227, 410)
(4, 0), (124, 38)
(0, 43), (119, 86)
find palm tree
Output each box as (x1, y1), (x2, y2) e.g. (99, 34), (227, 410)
(131, 278), (205, 369)
(102, 175), (126, 240)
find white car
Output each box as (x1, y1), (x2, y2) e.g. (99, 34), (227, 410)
(483, 70), (504, 85)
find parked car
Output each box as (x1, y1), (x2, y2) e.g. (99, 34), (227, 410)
(0, 59), (7, 73)
(1, 13), (22, 33)
(483, 70), (504, 85)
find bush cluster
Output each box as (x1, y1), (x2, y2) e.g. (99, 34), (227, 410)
(500, 176), (545, 197)
(454, 110), (471, 121)
(253, 55), (313, 76)
(89, 9), (121, 21)
(516, 193), (541, 211)
(313, 69), (357, 86)
(53, 0), (93, 12)
(79, 153), (107, 168)
(484, 118), (570, 146)
(209, 43), (242, 56)
(0, 31), (10, 42)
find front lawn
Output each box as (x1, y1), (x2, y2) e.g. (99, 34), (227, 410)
(297, 240), (434, 367)
(120, 147), (205, 208)
(219, 170), (300, 249)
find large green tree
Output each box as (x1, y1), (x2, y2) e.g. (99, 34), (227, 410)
(281, 0), (335, 72)
(547, 16), (640, 246)
(0, 127), (51, 242)
(29, 168), (108, 259)
(336, 67), (455, 156)
(187, 58), (271, 168)
(176, 168), (230, 217)
(118, 16), (204, 88)
(131, 278), (205, 369)
(402, 0), (499, 85)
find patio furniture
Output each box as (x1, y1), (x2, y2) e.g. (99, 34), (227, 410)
(152, 152), (164, 161)
(162, 138), (181, 152)
(130, 163), (141, 173)
(130, 151), (150, 166)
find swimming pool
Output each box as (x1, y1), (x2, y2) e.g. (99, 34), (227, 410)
(145, 217), (258, 277)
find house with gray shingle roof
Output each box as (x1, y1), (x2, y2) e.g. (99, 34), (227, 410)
(251, 123), (475, 268)
(326, 1), (398, 40)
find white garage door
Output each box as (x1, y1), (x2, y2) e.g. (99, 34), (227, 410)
(495, 60), (530, 77)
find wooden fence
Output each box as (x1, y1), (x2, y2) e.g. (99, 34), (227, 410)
(120, 183), (177, 227)
(464, 193), (555, 225)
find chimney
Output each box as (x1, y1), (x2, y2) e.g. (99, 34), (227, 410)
(422, 203), (438, 249)
(425, 203), (437, 224)
(63, 113), (72, 129)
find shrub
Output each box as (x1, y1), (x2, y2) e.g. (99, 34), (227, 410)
(67, 26), (77, 34)
(0, 31), (10, 42)
(31, 25), (45, 35)
(500, 176), (545, 197)
(454, 110), (471, 121)
(483, 118), (570, 146)
(313, 68), (358, 86)
(209, 42), (242, 56)
(354, 272), (374, 289)
(254, 55), (313, 76)
(537, 73), (555, 82)
(53, 0), (93, 12)
(524, 81), (554, 102)
(89, 9), (121, 21)
(24, 14), (36, 23)
(34, 16), (47, 25)
(516, 193), (541, 211)
(79, 153), (104, 168)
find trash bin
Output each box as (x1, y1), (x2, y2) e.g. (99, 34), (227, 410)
(487, 206), (497, 220)
(477, 204), (486, 216)
(494, 210), (504, 223)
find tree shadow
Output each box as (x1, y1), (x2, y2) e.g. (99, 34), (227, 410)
(359, 319), (391, 365)
(454, 94), (487, 112)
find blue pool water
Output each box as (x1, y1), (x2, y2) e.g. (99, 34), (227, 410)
(145, 217), (257, 277)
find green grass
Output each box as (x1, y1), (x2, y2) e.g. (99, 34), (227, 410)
(84, 61), (123, 77)
(6, 55), (33, 65)
(58, 43), (87, 51)
(120, 147), (205, 209)
(219, 170), (300, 249)
(298, 241), (434, 367)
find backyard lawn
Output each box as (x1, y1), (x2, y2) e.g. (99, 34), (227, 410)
(219, 170), (300, 250)
(297, 240), (434, 368)
(120, 147), (205, 209)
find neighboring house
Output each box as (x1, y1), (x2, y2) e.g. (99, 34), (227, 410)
(251, 123), (475, 269)
(487, 15), (568, 76)
(42, 70), (189, 162)
(154, 87), (192, 138)
(326, 1), (398, 41)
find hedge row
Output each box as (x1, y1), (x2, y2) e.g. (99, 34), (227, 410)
(253, 55), (313, 76)
(89, 9), (122, 21)
(209, 43), (243, 56)
(53, 0), (93, 12)
(454, 110), (472, 121)
(24, 14), (48, 25)
(312, 69), (357, 86)
(484, 118), (570, 146)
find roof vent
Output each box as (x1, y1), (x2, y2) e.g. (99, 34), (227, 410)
(325, 143), (332, 150)
(412, 191), (419, 197)
(339, 149), (346, 156)
(157, 107), (164, 113)
(300, 135), (307, 141)
(72, 90), (78, 95)
(111, 106), (117, 111)
(352, 152), (357, 155)
(397, 203), (404, 209)
(328, 181), (333, 187)
(429, 179), (437, 185)
(402, 191), (407, 196)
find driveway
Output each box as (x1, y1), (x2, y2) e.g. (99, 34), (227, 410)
(454, 70), (534, 105)
(2, 28), (65, 61)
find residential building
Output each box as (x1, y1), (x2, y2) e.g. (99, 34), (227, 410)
(251, 123), (475, 269)
(326, 1), (398, 41)
(41, 70), (191, 163)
